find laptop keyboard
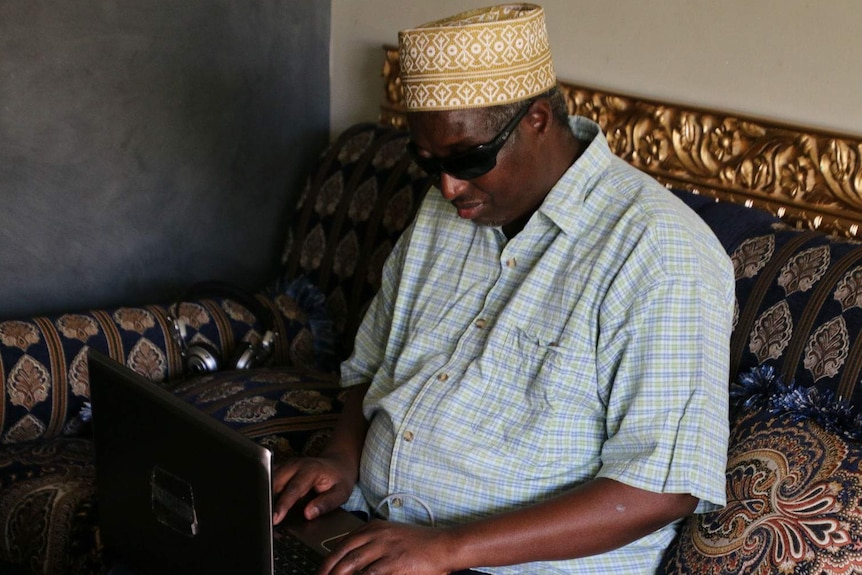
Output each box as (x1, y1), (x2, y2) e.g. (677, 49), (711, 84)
(273, 532), (323, 575)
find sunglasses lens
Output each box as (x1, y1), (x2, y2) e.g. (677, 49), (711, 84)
(441, 149), (496, 180)
(408, 144), (496, 181)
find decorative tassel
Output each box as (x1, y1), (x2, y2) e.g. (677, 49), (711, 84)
(731, 364), (862, 441)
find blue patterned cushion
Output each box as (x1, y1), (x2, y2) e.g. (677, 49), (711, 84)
(172, 366), (344, 461)
(279, 123), (433, 360)
(673, 188), (862, 410)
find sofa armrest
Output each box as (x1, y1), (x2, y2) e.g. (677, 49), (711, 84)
(0, 289), (319, 444)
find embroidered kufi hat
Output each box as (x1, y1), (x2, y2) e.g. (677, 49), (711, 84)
(398, 3), (557, 111)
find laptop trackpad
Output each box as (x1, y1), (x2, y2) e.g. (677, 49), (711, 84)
(280, 509), (366, 555)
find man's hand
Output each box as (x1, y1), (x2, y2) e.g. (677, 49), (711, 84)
(318, 520), (455, 575)
(272, 382), (371, 525)
(272, 455), (356, 524)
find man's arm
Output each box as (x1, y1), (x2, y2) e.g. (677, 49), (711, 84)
(445, 478), (696, 566)
(272, 382), (370, 524)
(318, 478), (696, 575)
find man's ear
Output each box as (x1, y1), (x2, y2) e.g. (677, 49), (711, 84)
(525, 98), (554, 136)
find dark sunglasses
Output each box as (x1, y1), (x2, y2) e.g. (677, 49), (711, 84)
(407, 99), (534, 181)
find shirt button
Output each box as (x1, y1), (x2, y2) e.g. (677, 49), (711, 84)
(475, 318), (487, 329)
(403, 430), (414, 442)
(506, 257), (517, 268)
(390, 497), (403, 508)
(437, 373), (449, 382)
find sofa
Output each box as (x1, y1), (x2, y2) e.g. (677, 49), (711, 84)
(0, 121), (433, 574)
(3, 69), (862, 574)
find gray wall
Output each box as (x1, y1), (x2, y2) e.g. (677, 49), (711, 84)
(0, 0), (330, 319)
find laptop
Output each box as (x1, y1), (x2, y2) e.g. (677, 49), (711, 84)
(87, 349), (365, 575)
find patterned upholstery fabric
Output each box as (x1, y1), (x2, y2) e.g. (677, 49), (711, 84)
(0, 291), (318, 574)
(675, 189), (862, 409)
(0, 292), (314, 445)
(657, 190), (862, 573)
(0, 438), (100, 575)
(173, 366), (344, 463)
(279, 122), (434, 360)
(731, 229), (862, 408)
(659, 367), (862, 574)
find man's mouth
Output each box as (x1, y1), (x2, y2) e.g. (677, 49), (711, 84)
(453, 200), (484, 219)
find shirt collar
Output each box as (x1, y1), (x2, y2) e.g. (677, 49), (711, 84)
(536, 116), (612, 235)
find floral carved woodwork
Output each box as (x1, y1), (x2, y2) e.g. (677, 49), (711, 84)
(381, 46), (862, 239)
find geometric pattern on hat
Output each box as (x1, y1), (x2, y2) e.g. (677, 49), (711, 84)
(398, 3), (557, 111)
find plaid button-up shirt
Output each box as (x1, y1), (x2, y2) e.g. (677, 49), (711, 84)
(342, 117), (734, 574)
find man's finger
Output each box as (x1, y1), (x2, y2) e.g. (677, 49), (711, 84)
(272, 468), (316, 524)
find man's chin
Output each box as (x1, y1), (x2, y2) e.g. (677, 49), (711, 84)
(452, 203), (507, 228)
(471, 216), (507, 228)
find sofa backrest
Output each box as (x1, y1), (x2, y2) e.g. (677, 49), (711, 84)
(278, 123), (433, 360)
(674, 189), (862, 409)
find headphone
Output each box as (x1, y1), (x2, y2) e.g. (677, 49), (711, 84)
(167, 281), (277, 375)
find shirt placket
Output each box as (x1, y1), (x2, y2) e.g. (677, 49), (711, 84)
(384, 232), (526, 524)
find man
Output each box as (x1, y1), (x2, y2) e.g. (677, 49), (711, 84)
(273, 4), (734, 574)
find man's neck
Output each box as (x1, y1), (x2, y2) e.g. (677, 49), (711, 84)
(501, 131), (585, 240)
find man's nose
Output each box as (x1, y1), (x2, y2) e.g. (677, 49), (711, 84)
(438, 173), (469, 201)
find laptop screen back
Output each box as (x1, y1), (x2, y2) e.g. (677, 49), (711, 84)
(88, 350), (274, 575)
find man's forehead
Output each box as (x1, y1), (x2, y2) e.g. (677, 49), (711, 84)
(407, 109), (491, 149)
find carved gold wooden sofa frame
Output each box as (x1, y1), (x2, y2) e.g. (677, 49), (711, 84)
(380, 46), (862, 239)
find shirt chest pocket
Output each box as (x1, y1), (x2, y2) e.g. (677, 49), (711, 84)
(462, 326), (606, 472)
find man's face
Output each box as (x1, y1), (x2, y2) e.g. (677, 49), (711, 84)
(406, 104), (548, 233)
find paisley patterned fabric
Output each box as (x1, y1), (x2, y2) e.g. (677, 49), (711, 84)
(659, 399), (862, 574)
(0, 438), (103, 575)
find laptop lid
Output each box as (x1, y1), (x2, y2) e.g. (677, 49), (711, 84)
(88, 349), (275, 575)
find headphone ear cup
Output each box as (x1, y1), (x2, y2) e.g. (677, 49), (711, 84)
(230, 341), (257, 371)
(184, 341), (222, 374)
(230, 330), (277, 370)
(171, 280), (277, 376)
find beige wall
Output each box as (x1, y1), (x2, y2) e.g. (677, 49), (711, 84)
(331, 0), (862, 137)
